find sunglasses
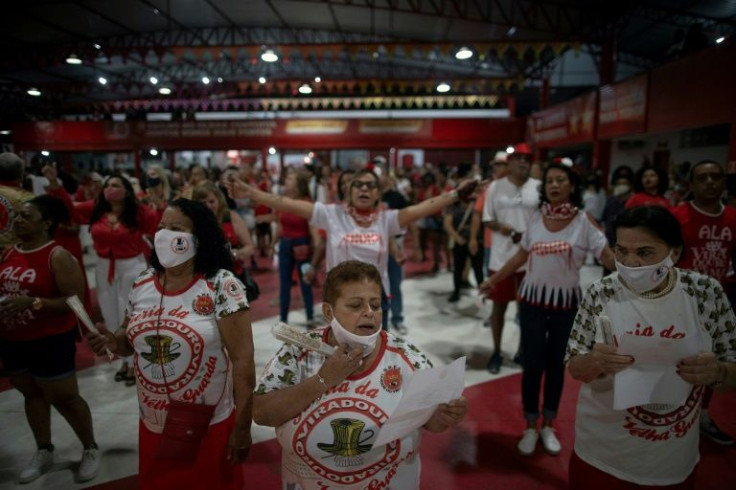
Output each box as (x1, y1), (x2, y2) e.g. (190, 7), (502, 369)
(352, 180), (378, 190)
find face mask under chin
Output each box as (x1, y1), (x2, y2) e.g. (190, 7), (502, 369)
(326, 305), (380, 358)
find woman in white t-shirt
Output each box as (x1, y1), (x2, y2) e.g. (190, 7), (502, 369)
(480, 161), (615, 457)
(87, 199), (255, 490)
(565, 206), (736, 489)
(253, 260), (467, 490)
(227, 169), (479, 331)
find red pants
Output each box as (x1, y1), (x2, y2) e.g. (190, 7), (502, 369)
(569, 451), (696, 490)
(138, 413), (244, 490)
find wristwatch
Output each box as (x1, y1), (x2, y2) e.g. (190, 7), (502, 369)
(31, 297), (43, 311)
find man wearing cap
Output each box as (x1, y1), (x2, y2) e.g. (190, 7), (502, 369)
(470, 151), (509, 278)
(482, 143), (540, 374)
(0, 152), (35, 256)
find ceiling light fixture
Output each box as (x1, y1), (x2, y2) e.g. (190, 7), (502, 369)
(507, 26), (517, 36)
(217, 77), (223, 83)
(436, 82), (451, 93)
(268, 146), (276, 155)
(455, 46), (473, 60)
(41, 150), (50, 157)
(98, 76), (107, 85)
(202, 76), (211, 85)
(261, 49), (278, 63)
(0, 130), (10, 135)
(93, 43), (101, 50)
(150, 148), (159, 156)
(258, 76), (266, 84)
(298, 83), (313, 94)
(149, 76), (159, 85)
(314, 76), (321, 83)
(158, 87), (172, 95)
(27, 88), (41, 96)
(66, 54), (82, 65)
(716, 36), (725, 44)
(506, 145), (514, 153)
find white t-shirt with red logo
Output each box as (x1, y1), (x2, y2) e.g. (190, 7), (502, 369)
(481, 177), (540, 272)
(125, 268), (249, 433)
(671, 202), (736, 283)
(566, 269), (736, 485)
(256, 329), (433, 490)
(310, 202), (401, 294)
(519, 211), (608, 309)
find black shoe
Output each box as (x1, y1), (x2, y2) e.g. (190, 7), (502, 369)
(448, 291), (460, 302)
(487, 352), (502, 374)
(460, 280), (473, 290)
(700, 418), (735, 445)
(513, 353), (524, 366)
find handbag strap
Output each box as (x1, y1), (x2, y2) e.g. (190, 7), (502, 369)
(155, 272), (229, 406)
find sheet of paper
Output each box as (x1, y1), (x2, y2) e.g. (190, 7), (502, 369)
(372, 357), (466, 447)
(613, 333), (696, 410)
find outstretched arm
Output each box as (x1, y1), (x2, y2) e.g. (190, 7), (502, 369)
(398, 179), (481, 228)
(226, 179), (314, 220)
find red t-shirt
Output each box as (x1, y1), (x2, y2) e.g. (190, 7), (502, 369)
(278, 209), (310, 239)
(254, 179), (271, 216)
(671, 202), (736, 283)
(625, 192), (670, 210)
(0, 242), (77, 341)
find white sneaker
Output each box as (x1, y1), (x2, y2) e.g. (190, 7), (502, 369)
(19, 447), (54, 483)
(78, 446), (100, 482)
(517, 428), (538, 456)
(540, 427), (561, 455)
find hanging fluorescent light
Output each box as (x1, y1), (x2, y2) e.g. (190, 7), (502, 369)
(436, 82), (451, 93)
(298, 83), (312, 94)
(41, 150), (50, 156)
(98, 76), (108, 85)
(66, 54), (83, 65)
(716, 36), (725, 44)
(27, 88), (41, 96)
(149, 76), (159, 85)
(202, 76), (211, 85)
(150, 148), (159, 156)
(158, 87), (172, 95)
(258, 76), (266, 84)
(455, 47), (473, 60)
(268, 146), (276, 155)
(261, 49), (278, 63)
(0, 130), (10, 135)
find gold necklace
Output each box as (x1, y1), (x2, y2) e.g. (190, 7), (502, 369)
(637, 270), (677, 299)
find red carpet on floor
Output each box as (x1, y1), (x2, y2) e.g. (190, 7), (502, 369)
(87, 373), (736, 490)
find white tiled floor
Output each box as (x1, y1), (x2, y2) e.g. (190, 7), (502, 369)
(0, 263), (603, 489)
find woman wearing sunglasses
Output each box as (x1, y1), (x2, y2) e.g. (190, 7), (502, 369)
(227, 168), (479, 331)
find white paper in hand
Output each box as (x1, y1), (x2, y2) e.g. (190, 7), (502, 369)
(372, 357), (466, 447)
(613, 333), (696, 410)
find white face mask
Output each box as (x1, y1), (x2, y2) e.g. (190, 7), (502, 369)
(327, 305), (381, 358)
(154, 229), (197, 268)
(615, 251), (674, 294)
(613, 184), (631, 197)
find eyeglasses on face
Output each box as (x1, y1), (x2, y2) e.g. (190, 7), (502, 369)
(352, 180), (378, 190)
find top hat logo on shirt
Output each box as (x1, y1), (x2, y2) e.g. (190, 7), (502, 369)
(380, 366), (402, 393)
(171, 236), (189, 254)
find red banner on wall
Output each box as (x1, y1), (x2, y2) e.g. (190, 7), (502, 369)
(598, 74), (647, 138)
(527, 91), (597, 147)
(12, 118), (524, 151)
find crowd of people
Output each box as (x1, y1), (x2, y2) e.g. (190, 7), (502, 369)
(1, 148), (735, 489)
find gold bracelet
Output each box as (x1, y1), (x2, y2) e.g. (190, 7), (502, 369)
(315, 373), (329, 391)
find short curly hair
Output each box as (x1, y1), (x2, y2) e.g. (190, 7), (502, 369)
(150, 198), (233, 277)
(323, 261), (382, 305)
(538, 162), (583, 209)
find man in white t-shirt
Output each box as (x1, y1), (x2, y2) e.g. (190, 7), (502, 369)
(482, 143), (540, 373)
